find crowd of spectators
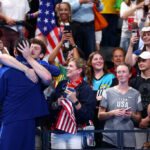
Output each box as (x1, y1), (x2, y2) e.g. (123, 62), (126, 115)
(1, 0), (150, 150)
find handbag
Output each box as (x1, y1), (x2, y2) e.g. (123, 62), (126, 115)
(93, 3), (108, 31)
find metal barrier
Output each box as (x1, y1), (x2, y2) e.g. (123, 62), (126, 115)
(36, 129), (150, 150)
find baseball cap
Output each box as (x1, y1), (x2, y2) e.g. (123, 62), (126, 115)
(141, 26), (150, 32)
(139, 51), (150, 59)
(141, 26), (150, 39)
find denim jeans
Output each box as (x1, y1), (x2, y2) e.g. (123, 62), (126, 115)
(120, 37), (130, 52)
(120, 37), (139, 52)
(51, 132), (83, 149)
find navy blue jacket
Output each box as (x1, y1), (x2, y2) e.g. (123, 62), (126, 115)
(49, 80), (97, 125)
(0, 57), (51, 124)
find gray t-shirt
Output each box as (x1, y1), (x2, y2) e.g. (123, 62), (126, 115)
(100, 86), (143, 148)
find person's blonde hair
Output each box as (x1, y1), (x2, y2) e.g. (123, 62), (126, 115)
(57, 2), (72, 24)
(68, 58), (87, 77)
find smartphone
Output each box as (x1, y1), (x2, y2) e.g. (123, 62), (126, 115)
(63, 87), (75, 98)
(132, 29), (137, 36)
(67, 87), (75, 92)
(64, 25), (71, 33)
(125, 107), (132, 112)
(144, 5), (149, 13)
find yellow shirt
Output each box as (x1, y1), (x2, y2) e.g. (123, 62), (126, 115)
(101, 0), (118, 14)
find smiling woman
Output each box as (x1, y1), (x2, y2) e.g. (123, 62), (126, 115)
(125, 26), (150, 67)
(67, 57), (86, 81)
(85, 51), (116, 147)
(48, 57), (97, 149)
(57, 2), (72, 24)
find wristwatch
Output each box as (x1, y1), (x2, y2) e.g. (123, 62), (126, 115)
(72, 45), (78, 49)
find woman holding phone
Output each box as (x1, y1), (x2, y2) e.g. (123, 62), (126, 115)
(120, 0), (144, 52)
(98, 63), (142, 149)
(49, 58), (96, 149)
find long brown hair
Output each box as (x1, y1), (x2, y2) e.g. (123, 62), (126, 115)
(125, 0), (144, 6)
(86, 51), (108, 86)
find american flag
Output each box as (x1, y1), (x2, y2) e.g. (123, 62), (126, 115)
(36, 0), (65, 64)
(55, 98), (77, 135)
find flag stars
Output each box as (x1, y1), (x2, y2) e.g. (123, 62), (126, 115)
(43, 26), (47, 31)
(44, 18), (48, 24)
(39, 1), (43, 6)
(46, 2), (50, 7)
(39, 9), (42, 14)
(45, 10), (49, 15)
(37, 17), (41, 22)
(52, 12), (54, 16)
(51, 19), (55, 24)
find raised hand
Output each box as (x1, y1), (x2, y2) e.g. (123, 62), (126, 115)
(129, 35), (139, 47)
(17, 40), (32, 59)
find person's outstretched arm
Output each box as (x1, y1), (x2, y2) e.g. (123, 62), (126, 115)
(0, 54), (38, 83)
(125, 35), (138, 67)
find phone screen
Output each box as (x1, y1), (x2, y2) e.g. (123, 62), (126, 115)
(144, 5), (149, 13)
(64, 25), (71, 33)
(125, 107), (132, 111)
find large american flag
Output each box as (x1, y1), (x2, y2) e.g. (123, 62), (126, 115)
(36, 0), (65, 64)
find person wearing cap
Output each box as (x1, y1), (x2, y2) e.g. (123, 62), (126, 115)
(125, 26), (150, 67)
(129, 51), (150, 149)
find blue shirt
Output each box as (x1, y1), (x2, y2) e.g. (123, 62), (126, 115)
(0, 56), (50, 124)
(133, 49), (141, 56)
(37, 60), (60, 77)
(63, 0), (104, 22)
(84, 73), (115, 92)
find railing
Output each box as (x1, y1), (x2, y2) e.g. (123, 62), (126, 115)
(36, 129), (150, 150)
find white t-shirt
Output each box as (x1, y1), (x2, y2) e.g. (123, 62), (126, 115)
(120, 1), (143, 38)
(0, 0), (30, 31)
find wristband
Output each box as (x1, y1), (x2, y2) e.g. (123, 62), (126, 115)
(30, 13), (34, 19)
(73, 100), (79, 106)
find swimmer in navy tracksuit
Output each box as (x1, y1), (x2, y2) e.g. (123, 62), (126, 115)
(0, 37), (56, 150)
(0, 59), (50, 150)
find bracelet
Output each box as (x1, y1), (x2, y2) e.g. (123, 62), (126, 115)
(30, 13), (34, 19)
(73, 100), (79, 106)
